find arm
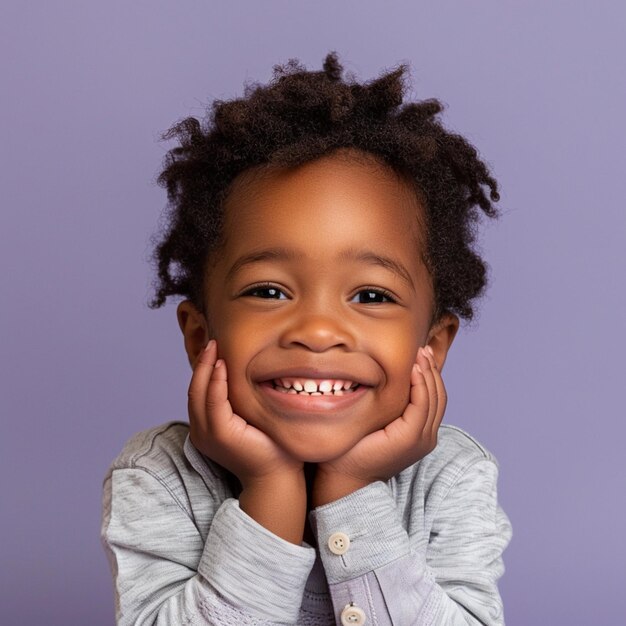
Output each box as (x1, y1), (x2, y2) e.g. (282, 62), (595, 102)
(101, 467), (315, 625)
(310, 346), (511, 624)
(101, 339), (313, 624)
(310, 460), (511, 626)
(188, 341), (308, 545)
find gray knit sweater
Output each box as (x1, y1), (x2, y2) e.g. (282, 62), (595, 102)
(100, 421), (512, 625)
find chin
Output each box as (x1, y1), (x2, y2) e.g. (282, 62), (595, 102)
(294, 449), (345, 463)
(279, 435), (357, 464)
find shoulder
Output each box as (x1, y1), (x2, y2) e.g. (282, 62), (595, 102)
(397, 424), (501, 492)
(428, 424), (501, 482)
(436, 423), (500, 468)
(106, 420), (190, 477)
(104, 420), (233, 496)
(393, 425), (507, 536)
(103, 421), (232, 539)
(103, 421), (203, 502)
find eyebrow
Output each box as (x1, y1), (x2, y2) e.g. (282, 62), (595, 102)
(226, 246), (414, 289)
(339, 248), (415, 289)
(225, 247), (303, 282)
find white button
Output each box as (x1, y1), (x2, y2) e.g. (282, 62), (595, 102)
(340, 603), (366, 625)
(328, 531), (350, 555)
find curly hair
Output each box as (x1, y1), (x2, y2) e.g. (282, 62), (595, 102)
(150, 52), (500, 324)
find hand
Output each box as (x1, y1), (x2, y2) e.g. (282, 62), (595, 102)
(187, 339), (304, 489)
(189, 340), (307, 544)
(312, 346), (446, 507)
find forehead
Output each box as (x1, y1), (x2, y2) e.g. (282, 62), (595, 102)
(221, 151), (427, 258)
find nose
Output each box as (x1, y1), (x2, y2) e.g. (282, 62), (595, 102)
(278, 310), (355, 352)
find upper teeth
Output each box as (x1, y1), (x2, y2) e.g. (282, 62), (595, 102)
(274, 378), (357, 393)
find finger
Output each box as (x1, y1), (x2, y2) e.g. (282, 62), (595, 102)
(394, 399), (427, 447)
(409, 361), (427, 409)
(423, 347), (447, 437)
(206, 357), (228, 405)
(206, 359), (254, 456)
(390, 362), (429, 440)
(188, 339), (217, 419)
(417, 347), (438, 429)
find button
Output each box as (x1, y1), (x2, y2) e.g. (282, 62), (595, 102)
(340, 603), (366, 625)
(328, 531), (350, 555)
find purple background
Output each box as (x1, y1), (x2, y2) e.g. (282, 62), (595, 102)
(2, 1), (624, 624)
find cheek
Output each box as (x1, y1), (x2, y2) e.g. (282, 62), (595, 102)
(211, 317), (267, 418)
(210, 328), (252, 403)
(380, 328), (420, 375)
(211, 309), (256, 361)
(374, 332), (419, 418)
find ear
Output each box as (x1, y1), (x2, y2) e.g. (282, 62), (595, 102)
(425, 313), (459, 372)
(176, 300), (209, 368)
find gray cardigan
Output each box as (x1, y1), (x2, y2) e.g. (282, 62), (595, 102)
(101, 421), (512, 625)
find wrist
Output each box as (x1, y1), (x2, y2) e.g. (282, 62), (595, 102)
(239, 471), (307, 545)
(311, 469), (372, 508)
(241, 467), (305, 492)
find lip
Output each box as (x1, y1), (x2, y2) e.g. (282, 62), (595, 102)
(258, 380), (370, 415)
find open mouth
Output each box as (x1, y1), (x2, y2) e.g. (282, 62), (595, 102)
(271, 377), (360, 396)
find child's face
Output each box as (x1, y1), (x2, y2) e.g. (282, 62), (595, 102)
(181, 151), (457, 463)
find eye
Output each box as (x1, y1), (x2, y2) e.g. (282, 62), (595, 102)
(351, 288), (396, 304)
(241, 283), (288, 300)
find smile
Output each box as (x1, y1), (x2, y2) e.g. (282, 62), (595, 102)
(271, 378), (359, 396)
(258, 376), (369, 414)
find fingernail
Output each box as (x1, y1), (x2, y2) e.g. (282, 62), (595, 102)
(205, 339), (215, 351)
(215, 359), (223, 368)
(425, 345), (434, 357)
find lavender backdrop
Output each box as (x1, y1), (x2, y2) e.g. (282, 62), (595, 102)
(2, 1), (624, 624)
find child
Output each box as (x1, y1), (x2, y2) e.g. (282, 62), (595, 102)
(101, 53), (512, 625)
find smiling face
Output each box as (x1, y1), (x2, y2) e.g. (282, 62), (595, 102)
(179, 150), (458, 463)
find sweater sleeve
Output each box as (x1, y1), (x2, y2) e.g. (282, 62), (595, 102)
(310, 459), (512, 625)
(101, 467), (316, 625)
